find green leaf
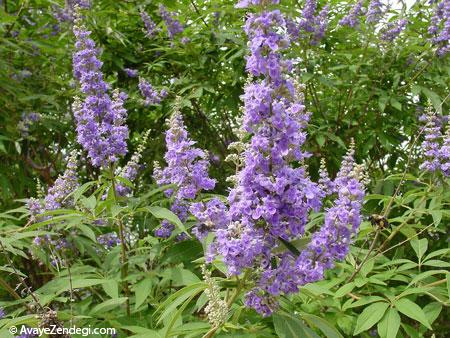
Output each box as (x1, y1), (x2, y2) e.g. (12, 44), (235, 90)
(410, 238), (428, 261)
(102, 280), (119, 299)
(273, 313), (319, 338)
(302, 313), (344, 338)
(353, 302), (389, 335)
(156, 282), (207, 324)
(423, 302), (442, 325)
(334, 282), (355, 298)
(145, 206), (190, 238)
(377, 308), (400, 338)
(90, 297), (128, 315)
(394, 298), (431, 329)
(134, 278), (153, 310)
(343, 296), (385, 310)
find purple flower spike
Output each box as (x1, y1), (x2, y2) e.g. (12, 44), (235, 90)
(72, 12), (129, 167)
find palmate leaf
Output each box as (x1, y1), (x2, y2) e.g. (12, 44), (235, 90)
(273, 312), (320, 338)
(353, 302), (389, 335)
(394, 298), (431, 329)
(377, 307), (400, 338)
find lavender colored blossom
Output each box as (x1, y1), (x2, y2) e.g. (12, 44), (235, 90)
(380, 19), (407, 42)
(205, 0), (366, 316)
(366, 0), (383, 24)
(190, 198), (229, 240)
(289, 1), (329, 46)
(0, 307), (5, 319)
(124, 68), (138, 78)
(440, 126), (450, 176)
(339, 0), (365, 28)
(245, 146), (365, 315)
(140, 10), (158, 38)
(53, 0), (90, 23)
(97, 232), (121, 249)
(138, 77), (167, 106)
(236, 0), (279, 8)
(419, 107), (444, 173)
(115, 130), (150, 196)
(159, 5), (184, 39)
(18, 112), (40, 137)
(153, 103), (215, 238)
(44, 151), (79, 210)
(428, 0), (450, 57)
(72, 13), (129, 167)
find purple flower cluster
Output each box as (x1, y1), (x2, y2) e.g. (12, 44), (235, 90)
(138, 77), (167, 106)
(380, 19), (407, 42)
(236, 0), (280, 8)
(18, 112), (40, 137)
(30, 151), (79, 248)
(366, 0), (384, 25)
(44, 151), (79, 210)
(158, 5), (184, 39)
(428, 0), (450, 57)
(97, 232), (120, 249)
(153, 106), (215, 238)
(201, 0), (366, 316)
(124, 68), (138, 78)
(53, 0), (91, 23)
(115, 130), (150, 196)
(243, 9), (291, 84)
(339, 0), (365, 28)
(419, 107), (450, 176)
(190, 198), (229, 240)
(244, 147), (365, 315)
(288, 0), (329, 46)
(140, 10), (158, 38)
(0, 307), (5, 319)
(72, 14), (129, 167)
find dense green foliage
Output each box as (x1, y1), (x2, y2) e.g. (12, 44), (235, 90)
(0, 0), (449, 337)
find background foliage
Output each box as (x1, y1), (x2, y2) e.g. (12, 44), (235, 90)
(0, 0), (449, 337)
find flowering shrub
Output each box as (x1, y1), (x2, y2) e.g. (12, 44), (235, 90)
(0, 1), (449, 338)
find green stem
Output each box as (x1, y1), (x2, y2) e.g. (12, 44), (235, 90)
(110, 165), (131, 316)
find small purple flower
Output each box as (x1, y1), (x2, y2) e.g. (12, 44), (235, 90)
(97, 232), (121, 249)
(339, 0), (365, 28)
(138, 77), (166, 106)
(380, 19), (407, 42)
(0, 307), (5, 319)
(153, 102), (215, 238)
(140, 10), (158, 38)
(159, 5), (184, 39)
(124, 68), (138, 78)
(18, 112), (40, 137)
(428, 0), (450, 57)
(366, 0), (384, 25)
(44, 151), (79, 210)
(72, 12), (129, 167)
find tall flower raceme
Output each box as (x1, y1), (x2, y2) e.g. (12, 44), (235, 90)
(365, 0), (384, 25)
(140, 10), (159, 38)
(419, 106), (449, 176)
(115, 129), (151, 196)
(202, 0), (366, 316)
(339, 0), (365, 28)
(287, 0), (329, 46)
(138, 77), (167, 106)
(158, 4), (184, 40)
(380, 19), (407, 42)
(441, 126), (450, 176)
(428, 0), (450, 57)
(53, 0), (91, 23)
(72, 12), (129, 168)
(153, 101), (216, 238)
(28, 151), (79, 251)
